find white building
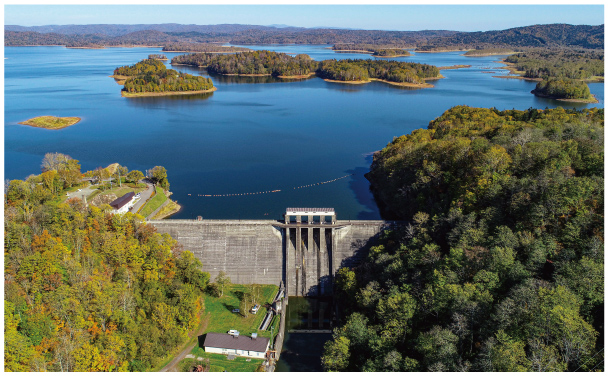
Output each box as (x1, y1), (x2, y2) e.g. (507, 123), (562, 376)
(109, 192), (137, 214)
(203, 333), (269, 359)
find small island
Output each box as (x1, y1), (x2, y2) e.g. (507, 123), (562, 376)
(18, 116), (81, 129)
(531, 78), (598, 103)
(332, 44), (412, 58)
(112, 58), (216, 97)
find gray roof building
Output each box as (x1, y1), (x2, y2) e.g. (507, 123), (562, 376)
(109, 192), (135, 211)
(203, 332), (269, 353)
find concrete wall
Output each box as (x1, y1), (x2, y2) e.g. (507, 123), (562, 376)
(151, 220), (284, 285)
(150, 219), (399, 296)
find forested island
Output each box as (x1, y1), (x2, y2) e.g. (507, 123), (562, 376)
(332, 44), (411, 57)
(171, 50), (441, 87)
(162, 43), (250, 53)
(531, 78), (597, 103)
(18, 116), (81, 130)
(148, 54), (167, 60)
(323, 106), (604, 372)
(317, 59), (440, 87)
(112, 58), (215, 97)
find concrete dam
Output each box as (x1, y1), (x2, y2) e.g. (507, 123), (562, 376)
(151, 208), (401, 296)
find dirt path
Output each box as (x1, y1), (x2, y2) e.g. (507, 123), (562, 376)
(159, 316), (210, 372)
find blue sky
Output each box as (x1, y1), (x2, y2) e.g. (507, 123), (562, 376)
(4, 4), (604, 31)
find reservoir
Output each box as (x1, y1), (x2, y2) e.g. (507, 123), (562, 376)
(4, 45), (604, 220)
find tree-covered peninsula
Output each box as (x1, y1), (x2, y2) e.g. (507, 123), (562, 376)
(112, 58), (215, 97)
(171, 50), (318, 78)
(323, 106), (604, 372)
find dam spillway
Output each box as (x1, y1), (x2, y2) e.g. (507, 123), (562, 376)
(150, 209), (401, 296)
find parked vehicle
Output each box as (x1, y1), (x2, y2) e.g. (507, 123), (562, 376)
(251, 304), (260, 314)
(232, 308), (240, 313)
(228, 329), (240, 336)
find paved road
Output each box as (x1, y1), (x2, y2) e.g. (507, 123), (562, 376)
(130, 180), (154, 214)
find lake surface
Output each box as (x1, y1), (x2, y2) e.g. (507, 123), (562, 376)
(5, 45), (604, 220)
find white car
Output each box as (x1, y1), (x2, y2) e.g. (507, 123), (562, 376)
(228, 330), (240, 336)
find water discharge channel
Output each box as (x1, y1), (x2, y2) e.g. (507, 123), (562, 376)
(275, 297), (334, 372)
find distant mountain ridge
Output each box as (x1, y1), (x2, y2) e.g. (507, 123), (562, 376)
(4, 23), (604, 49)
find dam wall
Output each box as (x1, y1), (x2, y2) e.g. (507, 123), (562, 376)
(150, 219), (400, 296)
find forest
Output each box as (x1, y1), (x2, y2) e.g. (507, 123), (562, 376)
(504, 49), (604, 80)
(532, 78), (593, 101)
(4, 154), (211, 371)
(317, 59), (440, 84)
(171, 50), (319, 77)
(323, 106), (604, 372)
(5, 23), (603, 50)
(114, 59), (214, 94)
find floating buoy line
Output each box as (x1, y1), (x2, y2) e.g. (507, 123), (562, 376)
(186, 173), (354, 198)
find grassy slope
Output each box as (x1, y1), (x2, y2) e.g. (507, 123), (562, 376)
(139, 186), (167, 217)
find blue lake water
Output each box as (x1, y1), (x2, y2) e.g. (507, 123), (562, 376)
(4, 45), (604, 220)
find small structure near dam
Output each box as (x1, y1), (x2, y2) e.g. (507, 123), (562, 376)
(151, 208), (401, 297)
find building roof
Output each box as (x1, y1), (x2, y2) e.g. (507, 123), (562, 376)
(109, 192), (135, 210)
(203, 333), (269, 352)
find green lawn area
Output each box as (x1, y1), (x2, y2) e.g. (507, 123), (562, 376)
(139, 186), (167, 218)
(204, 284), (278, 338)
(177, 350), (263, 372)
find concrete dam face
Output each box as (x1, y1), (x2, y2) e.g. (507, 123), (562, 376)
(151, 210), (399, 296)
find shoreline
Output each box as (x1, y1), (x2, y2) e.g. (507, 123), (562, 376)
(277, 72), (316, 79)
(18, 116), (81, 130)
(121, 87), (217, 97)
(323, 77), (436, 88)
(164, 50), (243, 53)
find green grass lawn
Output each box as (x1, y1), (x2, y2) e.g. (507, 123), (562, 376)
(177, 350), (263, 372)
(139, 186), (167, 218)
(204, 284), (278, 337)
